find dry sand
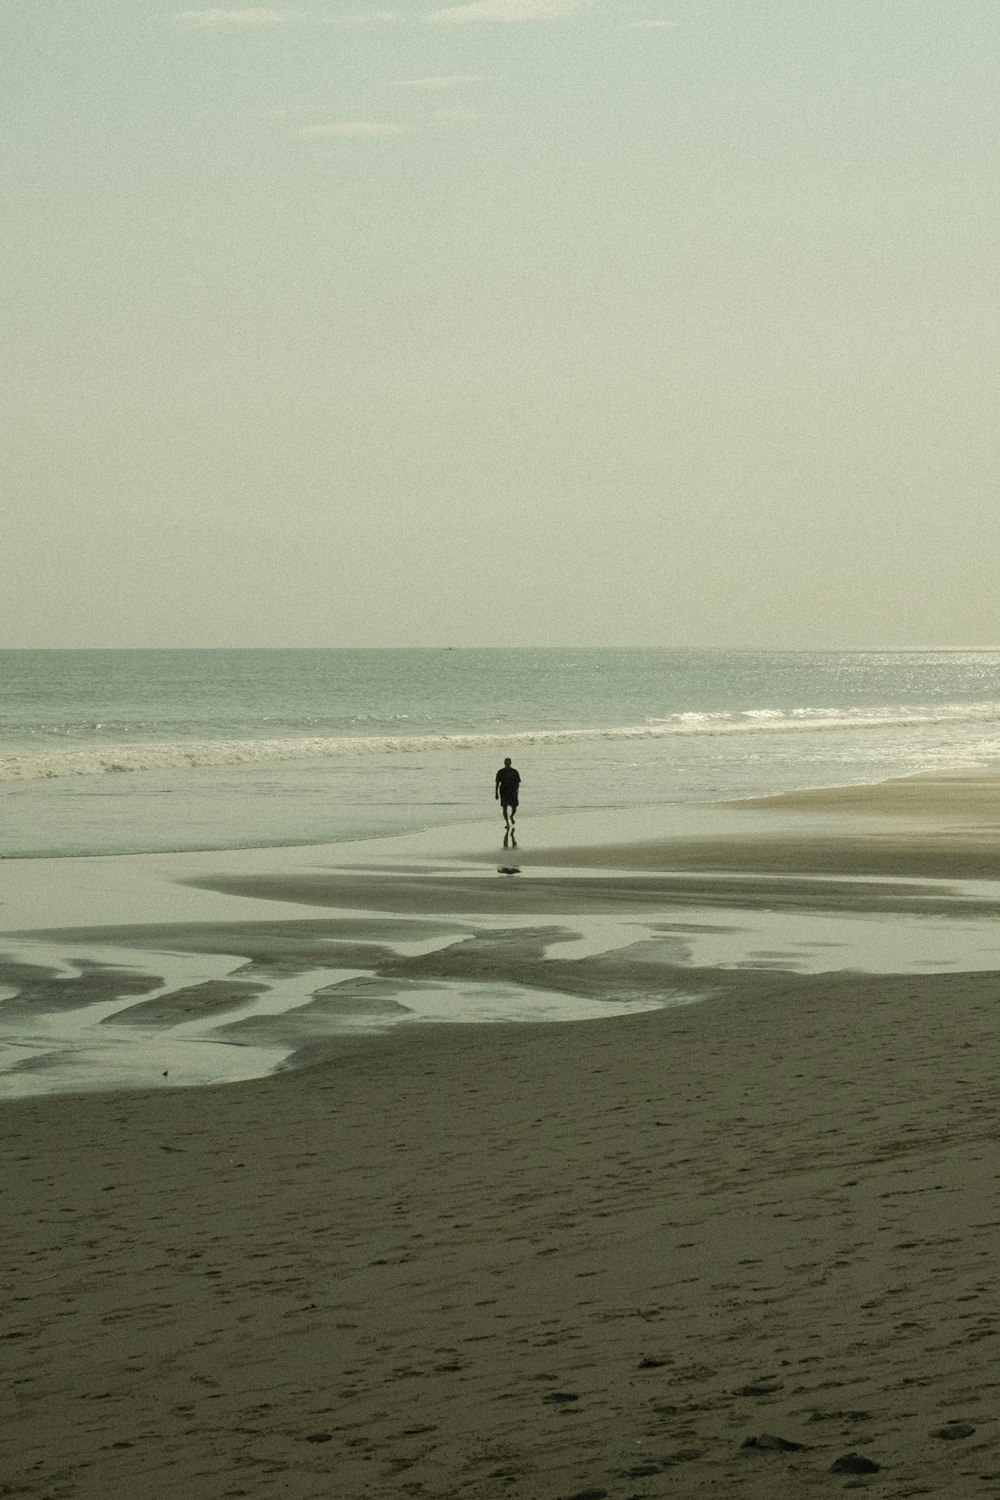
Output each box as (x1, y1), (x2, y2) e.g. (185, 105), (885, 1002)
(4, 775), (1000, 1497)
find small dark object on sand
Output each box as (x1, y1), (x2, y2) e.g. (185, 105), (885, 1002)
(544, 1391), (579, 1404)
(497, 866), (521, 875)
(741, 1433), (807, 1453)
(638, 1356), (668, 1369)
(830, 1452), (880, 1474)
(934, 1421), (975, 1440)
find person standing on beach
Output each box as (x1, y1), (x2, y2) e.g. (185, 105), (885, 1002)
(495, 757), (521, 846)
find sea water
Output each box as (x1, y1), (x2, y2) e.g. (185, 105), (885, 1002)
(3, 647), (1000, 858)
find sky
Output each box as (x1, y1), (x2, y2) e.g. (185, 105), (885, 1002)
(3, 0), (998, 648)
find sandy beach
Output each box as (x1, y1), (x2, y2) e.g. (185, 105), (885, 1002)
(3, 775), (1000, 1497)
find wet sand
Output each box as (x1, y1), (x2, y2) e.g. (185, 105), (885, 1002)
(520, 771), (1000, 882)
(3, 775), (1000, 1496)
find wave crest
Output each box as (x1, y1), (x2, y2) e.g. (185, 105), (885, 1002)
(4, 701), (1000, 781)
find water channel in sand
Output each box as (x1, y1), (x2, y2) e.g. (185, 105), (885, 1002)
(3, 873), (1000, 1098)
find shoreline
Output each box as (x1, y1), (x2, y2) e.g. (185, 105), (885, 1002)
(3, 774), (1000, 1494)
(3, 776), (1000, 1098)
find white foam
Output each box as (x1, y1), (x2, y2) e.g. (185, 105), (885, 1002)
(6, 700), (1000, 781)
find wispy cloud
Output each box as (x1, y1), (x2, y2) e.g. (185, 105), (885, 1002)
(173, 7), (306, 28)
(432, 107), (481, 122)
(320, 9), (407, 23)
(389, 74), (487, 88)
(426, 0), (585, 23)
(293, 120), (408, 137)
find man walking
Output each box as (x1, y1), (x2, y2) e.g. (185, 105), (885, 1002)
(495, 757), (521, 847)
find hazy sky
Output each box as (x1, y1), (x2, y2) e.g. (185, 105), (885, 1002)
(4, 1), (998, 648)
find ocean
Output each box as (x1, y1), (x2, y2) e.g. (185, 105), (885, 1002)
(3, 647), (1000, 859)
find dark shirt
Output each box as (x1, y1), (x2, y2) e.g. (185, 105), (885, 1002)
(495, 766), (521, 802)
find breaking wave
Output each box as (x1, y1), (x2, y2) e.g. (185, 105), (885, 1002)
(4, 701), (1000, 781)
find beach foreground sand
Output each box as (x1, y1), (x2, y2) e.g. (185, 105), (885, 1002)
(3, 776), (1000, 1497)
